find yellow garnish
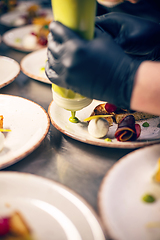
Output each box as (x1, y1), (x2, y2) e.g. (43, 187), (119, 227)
(153, 158), (160, 183)
(84, 115), (113, 122)
(0, 128), (11, 132)
(15, 38), (21, 43)
(146, 222), (160, 228)
(105, 138), (112, 142)
(0, 115), (3, 128)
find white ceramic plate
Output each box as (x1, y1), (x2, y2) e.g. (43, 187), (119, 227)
(48, 99), (160, 149)
(0, 94), (50, 169)
(97, 0), (122, 7)
(3, 25), (47, 52)
(98, 143), (160, 240)
(0, 56), (20, 89)
(20, 47), (51, 84)
(2, 1), (37, 13)
(14, 1), (37, 11)
(0, 172), (106, 240)
(0, 7), (53, 27)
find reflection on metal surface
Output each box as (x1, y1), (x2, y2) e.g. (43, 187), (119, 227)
(32, 199), (82, 240)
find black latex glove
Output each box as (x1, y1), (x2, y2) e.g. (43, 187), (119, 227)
(95, 12), (160, 60)
(45, 21), (142, 109)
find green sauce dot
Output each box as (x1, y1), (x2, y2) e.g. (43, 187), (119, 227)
(69, 111), (79, 123)
(69, 116), (79, 123)
(44, 25), (49, 29)
(105, 138), (112, 142)
(142, 122), (149, 127)
(142, 194), (155, 203)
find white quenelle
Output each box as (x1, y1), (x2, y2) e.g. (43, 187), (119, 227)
(88, 118), (109, 138)
(14, 17), (26, 26)
(22, 34), (37, 49)
(0, 132), (5, 152)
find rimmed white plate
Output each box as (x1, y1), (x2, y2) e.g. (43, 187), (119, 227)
(0, 94), (50, 169)
(0, 7), (53, 27)
(0, 56), (20, 89)
(14, 1), (37, 12)
(48, 99), (160, 149)
(20, 47), (51, 84)
(0, 172), (106, 240)
(1, 1), (37, 13)
(3, 25), (47, 52)
(97, 0), (122, 7)
(98, 143), (160, 240)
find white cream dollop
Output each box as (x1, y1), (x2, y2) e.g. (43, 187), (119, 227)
(88, 118), (109, 138)
(14, 17), (26, 26)
(22, 34), (37, 49)
(0, 132), (5, 152)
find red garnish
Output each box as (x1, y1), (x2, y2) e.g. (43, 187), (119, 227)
(0, 217), (10, 236)
(38, 37), (48, 46)
(115, 115), (141, 142)
(105, 103), (117, 113)
(135, 123), (141, 138)
(39, 12), (47, 17)
(31, 31), (37, 36)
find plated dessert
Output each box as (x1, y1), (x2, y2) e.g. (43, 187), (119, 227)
(48, 99), (160, 148)
(86, 102), (157, 141)
(3, 22), (50, 52)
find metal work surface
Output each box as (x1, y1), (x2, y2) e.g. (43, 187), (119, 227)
(0, 15), (133, 239)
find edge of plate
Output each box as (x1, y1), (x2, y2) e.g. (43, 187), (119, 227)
(0, 171), (106, 240)
(0, 94), (50, 169)
(2, 25), (43, 52)
(20, 48), (51, 84)
(0, 56), (20, 89)
(97, 143), (160, 239)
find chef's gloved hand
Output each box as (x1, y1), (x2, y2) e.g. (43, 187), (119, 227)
(45, 21), (142, 109)
(95, 12), (160, 60)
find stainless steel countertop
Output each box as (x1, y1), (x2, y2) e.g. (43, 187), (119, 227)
(0, 21), (133, 239)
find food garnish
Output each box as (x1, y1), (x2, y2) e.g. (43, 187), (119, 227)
(141, 194), (156, 203)
(0, 211), (34, 239)
(115, 115), (141, 142)
(13, 4), (52, 26)
(104, 103), (117, 113)
(152, 158), (160, 183)
(0, 115), (3, 128)
(0, 129), (11, 132)
(146, 222), (160, 228)
(105, 138), (112, 142)
(90, 102), (157, 125)
(0, 115), (11, 152)
(142, 122), (149, 127)
(69, 111), (79, 123)
(84, 114), (113, 122)
(88, 118), (109, 138)
(21, 23), (50, 49)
